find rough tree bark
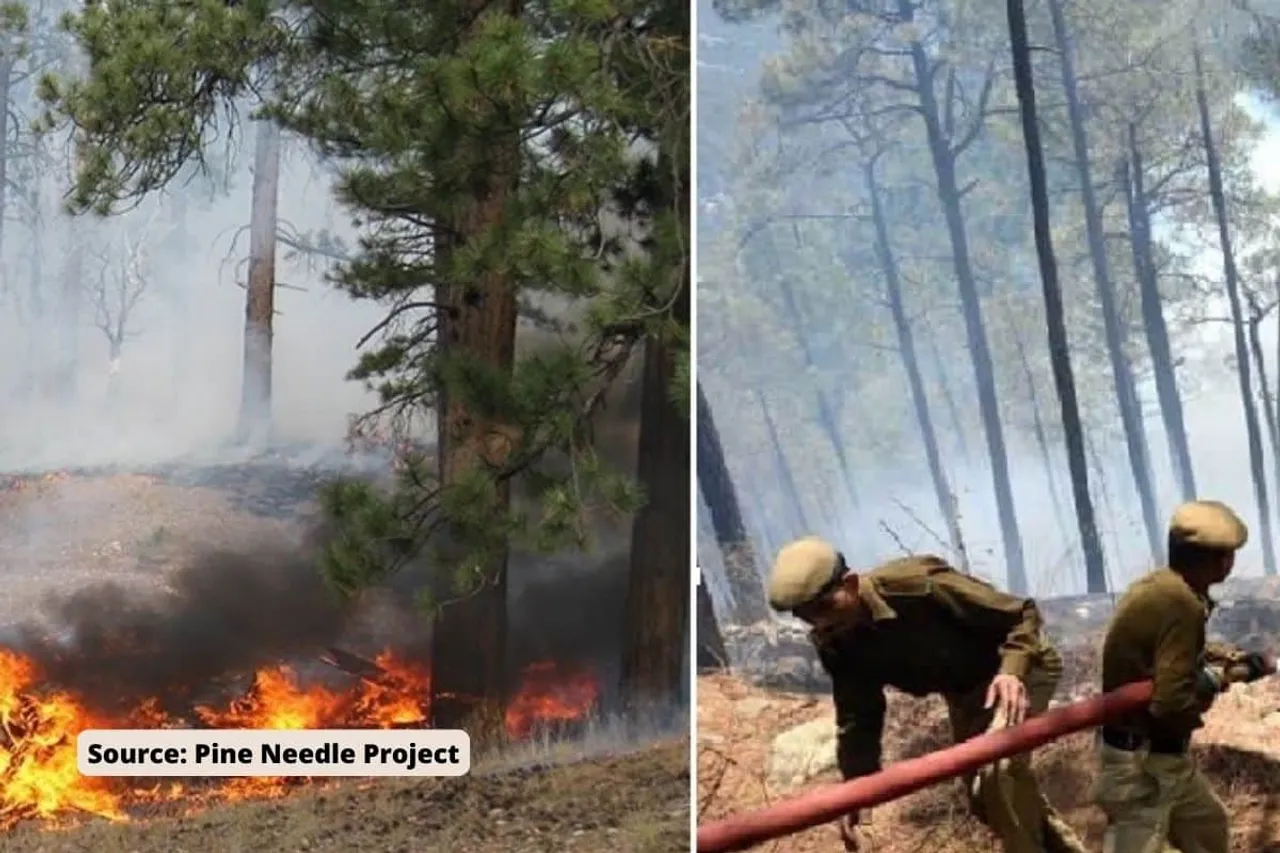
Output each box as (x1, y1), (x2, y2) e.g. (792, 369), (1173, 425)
(1048, 0), (1159, 560)
(1194, 45), (1277, 576)
(1007, 0), (1107, 592)
(902, 10), (1028, 591)
(1120, 129), (1197, 502)
(237, 118), (281, 446)
(429, 2), (523, 726)
(865, 157), (966, 569)
(620, 223), (691, 713)
(697, 381), (771, 624)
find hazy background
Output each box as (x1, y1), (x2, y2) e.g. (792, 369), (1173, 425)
(696, 0), (1280, 614)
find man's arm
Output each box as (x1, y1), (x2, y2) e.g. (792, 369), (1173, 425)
(818, 645), (887, 780)
(923, 559), (1042, 681)
(1205, 640), (1276, 686)
(1149, 596), (1208, 736)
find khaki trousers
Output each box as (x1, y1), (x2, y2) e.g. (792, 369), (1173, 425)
(946, 645), (1087, 853)
(1094, 744), (1228, 853)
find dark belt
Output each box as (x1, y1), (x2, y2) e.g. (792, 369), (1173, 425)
(1100, 727), (1190, 756)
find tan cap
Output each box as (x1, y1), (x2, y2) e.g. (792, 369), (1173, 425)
(768, 536), (844, 611)
(1169, 500), (1248, 551)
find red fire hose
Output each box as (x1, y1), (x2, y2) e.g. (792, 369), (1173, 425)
(697, 679), (1156, 853)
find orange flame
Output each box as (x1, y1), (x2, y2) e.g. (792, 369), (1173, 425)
(0, 648), (598, 829)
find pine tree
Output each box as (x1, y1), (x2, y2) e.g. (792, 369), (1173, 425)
(42, 0), (688, 726)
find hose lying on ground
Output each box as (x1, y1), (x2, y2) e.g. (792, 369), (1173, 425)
(697, 680), (1156, 853)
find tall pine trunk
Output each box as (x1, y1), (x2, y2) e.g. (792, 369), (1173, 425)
(1048, 0), (1159, 559)
(429, 0), (522, 728)
(0, 56), (12, 260)
(1121, 130), (1197, 501)
(697, 381), (770, 623)
(696, 571), (728, 671)
(758, 389), (808, 537)
(1007, 0), (1107, 592)
(904, 28), (1028, 591)
(764, 232), (860, 515)
(620, 213), (691, 713)
(237, 118), (281, 446)
(1011, 320), (1072, 548)
(1194, 46), (1277, 576)
(865, 158), (966, 569)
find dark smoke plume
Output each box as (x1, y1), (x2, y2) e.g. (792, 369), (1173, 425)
(10, 518), (632, 714)
(13, 528), (355, 711)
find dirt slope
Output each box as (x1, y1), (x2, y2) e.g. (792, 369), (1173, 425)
(698, 673), (1280, 853)
(4, 741), (689, 853)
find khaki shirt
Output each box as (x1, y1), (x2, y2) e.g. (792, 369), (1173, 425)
(813, 555), (1045, 780)
(1102, 567), (1247, 739)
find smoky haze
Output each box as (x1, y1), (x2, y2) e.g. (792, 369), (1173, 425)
(0, 50), (644, 709)
(0, 145), (385, 473)
(696, 0), (1280, 615)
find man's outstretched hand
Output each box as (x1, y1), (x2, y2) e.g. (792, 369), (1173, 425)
(985, 673), (1029, 727)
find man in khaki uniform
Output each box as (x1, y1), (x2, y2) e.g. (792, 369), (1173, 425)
(1097, 501), (1276, 853)
(767, 537), (1086, 853)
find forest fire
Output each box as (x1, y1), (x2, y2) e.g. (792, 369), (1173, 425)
(0, 646), (600, 830)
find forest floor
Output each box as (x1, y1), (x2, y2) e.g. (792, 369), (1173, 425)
(697, 669), (1280, 853)
(0, 740), (690, 853)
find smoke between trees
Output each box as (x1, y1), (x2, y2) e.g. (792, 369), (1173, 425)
(7, 520), (631, 714)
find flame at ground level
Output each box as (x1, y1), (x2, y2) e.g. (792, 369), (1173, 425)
(0, 648), (599, 830)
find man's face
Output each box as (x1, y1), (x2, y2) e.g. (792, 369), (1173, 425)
(1210, 551), (1235, 585)
(793, 579), (861, 635)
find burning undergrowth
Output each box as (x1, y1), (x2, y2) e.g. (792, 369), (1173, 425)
(0, 522), (610, 832)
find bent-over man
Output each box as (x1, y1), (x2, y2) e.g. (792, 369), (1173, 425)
(1097, 501), (1276, 853)
(767, 537), (1086, 853)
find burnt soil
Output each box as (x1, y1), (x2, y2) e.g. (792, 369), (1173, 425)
(3, 741), (690, 853)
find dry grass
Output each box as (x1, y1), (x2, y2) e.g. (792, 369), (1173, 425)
(1, 741), (689, 853)
(698, 670), (1280, 853)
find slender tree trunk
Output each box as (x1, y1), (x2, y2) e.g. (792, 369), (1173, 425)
(1194, 46), (1277, 576)
(906, 34), (1028, 592)
(25, 178), (43, 399)
(697, 571), (728, 671)
(620, 224), (691, 713)
(920, 314), (970, 463)
(429, 6), (522, 727)
(697, 381), (770, 624)
(865, 158), (966, 569)
(761, 230), (860, 514)
(237, 118), (281, 446)
(1007, 0), (1107, 592)
(1245, 305), (1280, 515)
(758, 389), (808, 535)
(1121, 132), (1197, 501)
(1048, 0), (1159, 560)
(55, 221), (83, 404)
(0, 57), (12, 262)
(1011, 321), (1072, 548)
